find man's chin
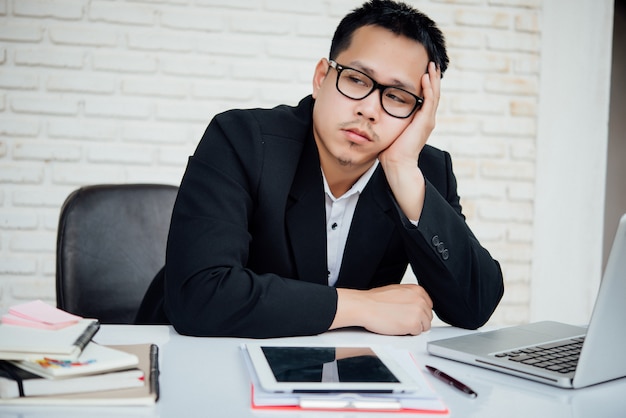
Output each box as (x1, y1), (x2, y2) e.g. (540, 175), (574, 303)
(337, 158), (353, 167)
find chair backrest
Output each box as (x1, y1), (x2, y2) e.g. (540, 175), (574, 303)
(56, 184), (178, 324)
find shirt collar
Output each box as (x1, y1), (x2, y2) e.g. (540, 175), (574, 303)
(322, 160), (380, 202)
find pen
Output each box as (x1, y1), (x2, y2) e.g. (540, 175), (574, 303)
(425, 365), (477, 398)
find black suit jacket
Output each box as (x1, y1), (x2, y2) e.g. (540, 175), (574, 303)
(136, 96), (504, 338)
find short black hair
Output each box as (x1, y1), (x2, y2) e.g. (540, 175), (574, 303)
(330, 0), (449, 76)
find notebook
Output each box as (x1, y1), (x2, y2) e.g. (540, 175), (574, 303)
(427, 213), (626, 389)
(0, 319), (100, 361)
(10, 342), (139, 378)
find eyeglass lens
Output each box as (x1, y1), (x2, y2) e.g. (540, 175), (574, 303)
(335, 66), (421, 118)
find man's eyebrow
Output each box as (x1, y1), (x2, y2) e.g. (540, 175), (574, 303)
(348, 60), (418, 93)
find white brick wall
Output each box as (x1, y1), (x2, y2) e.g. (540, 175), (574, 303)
(0, 0), (543, 326)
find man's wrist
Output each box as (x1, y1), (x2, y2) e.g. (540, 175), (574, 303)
(330, 288), (366, 330)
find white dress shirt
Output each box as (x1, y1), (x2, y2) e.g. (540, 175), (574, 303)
(322, 161), (379, 287)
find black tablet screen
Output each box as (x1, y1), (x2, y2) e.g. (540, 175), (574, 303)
(261, 346), (399, 383)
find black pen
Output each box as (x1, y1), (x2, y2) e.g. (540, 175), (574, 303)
(425, 365), (477, 398)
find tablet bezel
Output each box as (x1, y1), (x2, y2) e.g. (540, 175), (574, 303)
(245, 343), (420, 394)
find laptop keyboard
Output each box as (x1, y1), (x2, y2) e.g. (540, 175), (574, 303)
(494, 337), (585, 374)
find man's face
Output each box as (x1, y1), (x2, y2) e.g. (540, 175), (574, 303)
(312, 24), (430, 173)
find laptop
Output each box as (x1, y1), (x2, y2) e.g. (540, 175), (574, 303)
(427, 213), (626, 389)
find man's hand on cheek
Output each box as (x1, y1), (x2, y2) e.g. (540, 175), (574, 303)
(379, 61), (441, 167)
(378, 62), (441, 222)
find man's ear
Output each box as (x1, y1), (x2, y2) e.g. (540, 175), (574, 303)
(312, 59), (330, 99)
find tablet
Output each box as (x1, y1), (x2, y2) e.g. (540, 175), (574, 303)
(244, 344), (419, 393)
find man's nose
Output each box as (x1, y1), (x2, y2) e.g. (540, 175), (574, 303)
(354, 88), (383, 122)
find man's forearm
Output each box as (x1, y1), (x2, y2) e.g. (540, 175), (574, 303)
(330, 285), (434, 336)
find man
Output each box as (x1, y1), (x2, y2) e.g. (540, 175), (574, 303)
(136, 0), (504, 338)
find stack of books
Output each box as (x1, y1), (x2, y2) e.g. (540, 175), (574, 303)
(0, 300), (159, 405)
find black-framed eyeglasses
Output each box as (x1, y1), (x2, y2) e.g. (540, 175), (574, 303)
(328, 60), (423, 119)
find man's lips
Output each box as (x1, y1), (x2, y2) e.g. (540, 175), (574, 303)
(343, 128), (372, 143)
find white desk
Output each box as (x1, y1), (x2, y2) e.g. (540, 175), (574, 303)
(1, 325), (624, 417)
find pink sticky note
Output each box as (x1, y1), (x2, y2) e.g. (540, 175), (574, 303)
(8, 300), (82, 326)
(1, 312), (75, 330)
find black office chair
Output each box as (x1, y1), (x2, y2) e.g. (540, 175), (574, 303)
(56, 184), (178, 324)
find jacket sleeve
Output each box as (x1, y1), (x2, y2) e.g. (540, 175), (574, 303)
(162, 110), (337, 338)
(397, 148), (504, 329)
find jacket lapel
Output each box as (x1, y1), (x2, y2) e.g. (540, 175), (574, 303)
(335, 167), (395, 289)
(285, 135), (328, 285)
